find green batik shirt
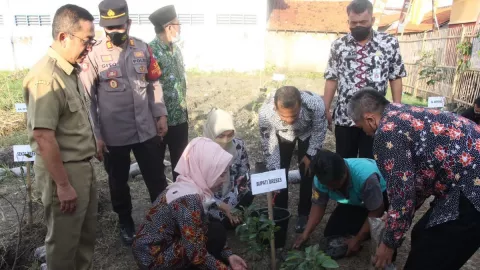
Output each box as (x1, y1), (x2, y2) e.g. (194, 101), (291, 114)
(149, 37), (188, 126)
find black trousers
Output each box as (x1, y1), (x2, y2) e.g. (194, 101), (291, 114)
(275, 135), (314, 216)
(162, 122), (189, 181)
(404, 194), (480, 270)
(324, 192), (389, 237)
(104, 136), (167, 225)
(186, 220), (228, 269)
(335, 125), (374, 159)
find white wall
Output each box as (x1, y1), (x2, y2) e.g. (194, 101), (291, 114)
(0, 0), (267, 71)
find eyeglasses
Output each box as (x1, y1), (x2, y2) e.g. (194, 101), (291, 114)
(69, 34), (97, 47)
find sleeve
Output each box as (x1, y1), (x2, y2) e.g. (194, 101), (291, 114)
(311, 184), (329, 207)
(324, 42), (339, 80)
(361, 173), (384, 211)
(375, 129), (416, 249)
(388, 38), (407, 80)
(24, 75), (63, 131)
(306, 98), (327, 157)
(79, 55), (102, 140)
(170, 196), (229, 270)
(258, 104), (280, 171)
(146, 45), (168, 118)
(237, 139), (251, 183)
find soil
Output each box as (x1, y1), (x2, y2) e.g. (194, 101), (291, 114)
(0, 73), (479, 269)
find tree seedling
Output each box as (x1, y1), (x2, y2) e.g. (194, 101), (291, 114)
(280, 244), (339, 270)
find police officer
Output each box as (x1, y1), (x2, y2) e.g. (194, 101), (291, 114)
(80, 0), (168, 245)
(24, 5), (97, 269)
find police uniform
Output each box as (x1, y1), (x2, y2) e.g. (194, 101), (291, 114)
(24, 48), (97, 269)
(80, 0), (168, 244)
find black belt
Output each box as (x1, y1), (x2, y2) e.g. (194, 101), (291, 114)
(64, 157), (93, 163)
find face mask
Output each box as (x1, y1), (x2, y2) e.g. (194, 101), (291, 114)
(106, 30), (128, 46)
(172, 32), (182, 44)
(350, 26), (372, 41)
(215, 137), (233, 149)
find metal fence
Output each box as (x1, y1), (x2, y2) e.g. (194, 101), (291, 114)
(398, 25), (480, 106)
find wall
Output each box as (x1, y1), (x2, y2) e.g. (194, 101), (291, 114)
(0, 0), (267, 72)
(265, 31), (341, 73)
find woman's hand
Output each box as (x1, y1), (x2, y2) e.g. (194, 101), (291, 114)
(219, 203), (241, 225)
(228, 254), (247, 270)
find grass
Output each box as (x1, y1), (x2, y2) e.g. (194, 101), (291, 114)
(0, 70), (27, 111)
(386, 88), (427, 107)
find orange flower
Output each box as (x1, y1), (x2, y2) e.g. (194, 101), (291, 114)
(399, 113), (413, 121)
(475, 139), (480, 153)
(387, 111), (399, 117)
(427, 109), (441, 115)
(434, 145), (447, 161)
(411, 107), (424, 112)
(150, 245), (162, 256)
(411, 119), (424, 131)
(173, 243), (185, 258)
(452, 120), (463, 128)
(381, 122), (397, 132)
(182, 226), (195, 242)
(421, 169), (436, 180)
(475, 125), (480, 133)
(154, 254), (165, 266)
(191, 210), (202, 225)
(447, 126), (464, 140)
(431, 122), (445, 136)
(384, 159), (394, 171)
(459, 152), (474, 167)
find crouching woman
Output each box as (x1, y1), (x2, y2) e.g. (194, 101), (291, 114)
(294, 149), (389, 257)
(132, 137), (247, 270)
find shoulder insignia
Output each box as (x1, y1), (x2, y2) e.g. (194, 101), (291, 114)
(106, 41), (113, 49)
(129, 38), (135, 47)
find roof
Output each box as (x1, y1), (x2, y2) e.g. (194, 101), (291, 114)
(268, 1), (350, 33)
(385, 6), (452, 34)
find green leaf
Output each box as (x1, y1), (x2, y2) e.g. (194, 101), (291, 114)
(321, 258), (339, 269)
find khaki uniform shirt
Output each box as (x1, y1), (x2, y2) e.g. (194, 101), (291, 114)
(23, 48), (96, 163)
(80, 37), (167, 146)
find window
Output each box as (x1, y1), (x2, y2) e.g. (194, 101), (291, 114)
(15, 15), (51, 26)
(216, 14), (257, 25)
(178, 14), (204, 25)
(129, 14), (150, 25)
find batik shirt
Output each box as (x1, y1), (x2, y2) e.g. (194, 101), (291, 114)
(259, 91), (327, 171)
(325, 31), (407, 127)
(150, 37), (188, 126)
(133, 192), (233, 269)
(374, 103), (480, 248)
(209, 138), (251, 220)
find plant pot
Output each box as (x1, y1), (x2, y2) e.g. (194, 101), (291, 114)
(252, 207), (291, 248)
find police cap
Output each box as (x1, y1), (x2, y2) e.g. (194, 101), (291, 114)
(99, 0), (129, 27)
(149, 5), (177, 28)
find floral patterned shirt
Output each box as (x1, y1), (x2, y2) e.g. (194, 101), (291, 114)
(259, 91), (327, 171)
(325, 31), (406, 127)
(209, 138), (251, 220)
(150, 37), (188, 126)
(132, 192), (233, 269)
(374, 103), (480, 248)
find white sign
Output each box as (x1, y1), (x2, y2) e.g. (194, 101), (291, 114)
(428, 96), (445, 108)
(251, 169), (287, 195)
(272, 73), (285, 82)
(13, 145), (35, 162)
(15, 103), (27, 113)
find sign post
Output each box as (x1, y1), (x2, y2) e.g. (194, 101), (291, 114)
(15, 103), (33, 225)
(251, 169), (287, 269)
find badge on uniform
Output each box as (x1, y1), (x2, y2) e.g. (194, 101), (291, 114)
(139, 66), (147, 73)
(81, 62), (89, 71)
(101, 55), (113, 62)
(134, 51), (145, 58)
(372, 68), (382, 82)
(109, 79), (118, 88)
(129, 39), (135, 47)
(106, 41), (113, 49)
(107, 70), (118, 78)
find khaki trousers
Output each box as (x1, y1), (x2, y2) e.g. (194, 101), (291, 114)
(35, 158), (97, 270)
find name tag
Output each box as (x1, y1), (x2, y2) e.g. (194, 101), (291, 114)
(134, 51), (145, 58)
(372, 68), (382, 82)
(133, 58), (147, 64)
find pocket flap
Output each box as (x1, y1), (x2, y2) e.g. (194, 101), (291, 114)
(67, 99), (82, 112)
(134, 65), (148, 74)
(102, 67), (122, 79)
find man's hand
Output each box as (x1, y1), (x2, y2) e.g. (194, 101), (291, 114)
(57, 183), (77, 214)
(300, 156), (311, 177)
(373, 242), (394, 269)
(293, 233), (308, 249)
(156, 116), (168, 137)
(346, 237), (361, 256)
(325, 109), (333, 131)
(96, 139), (108, 161)
(228, 254), (247, 270)
(236, 176), (247, 193)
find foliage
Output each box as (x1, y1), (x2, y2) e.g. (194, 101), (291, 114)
(456, 40), (473, 73)
(417, 51), (444, 86)
(235, 205), (280, 261)
(280, 244), (339, 270)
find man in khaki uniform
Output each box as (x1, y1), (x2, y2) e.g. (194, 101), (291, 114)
(23, 4), (97, 270)
(80, 0), (168, 245)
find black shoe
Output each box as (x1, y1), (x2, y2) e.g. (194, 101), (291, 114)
(119, 225), (135, 245)
(295, 215), (308, 233)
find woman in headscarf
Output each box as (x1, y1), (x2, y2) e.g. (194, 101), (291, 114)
(132, 138), (248, 270)
(203, 108), (254, 229)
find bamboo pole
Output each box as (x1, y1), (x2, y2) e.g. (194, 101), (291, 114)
(450, 25), (466, 103)
(413, 32), (428, 98)
(267, 192), (276, 270)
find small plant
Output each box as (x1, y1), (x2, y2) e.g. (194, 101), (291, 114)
(280, 244), (339, 270)
(456, 40), (473, 73)
(418, 51), (444, 86)
(235, 205), (280, 263)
